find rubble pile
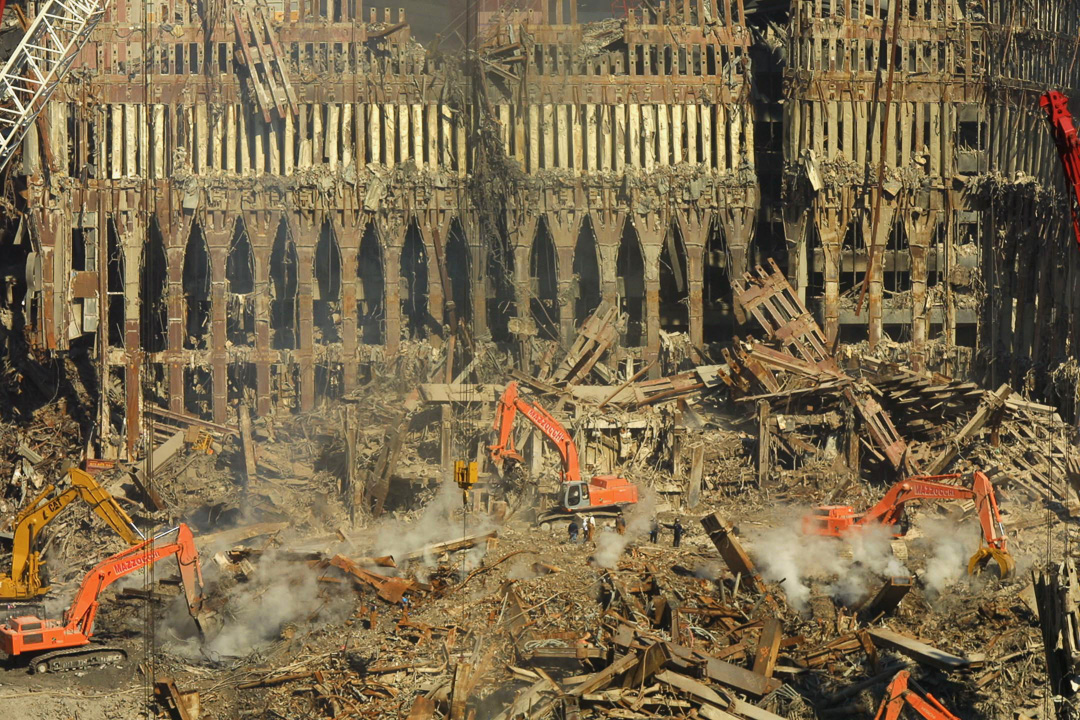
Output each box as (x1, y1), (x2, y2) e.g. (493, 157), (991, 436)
(2, 260), (1078, 719)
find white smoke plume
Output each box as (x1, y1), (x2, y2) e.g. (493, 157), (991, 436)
(590, 487), (657, 569)
(747, 520), (848, 611)
(363, 481), (495, 581)
(918, 516), (980, 596)
(747, 505), (1005, 611)
(164, 548), (353, 660)
(746, 508), (909, 612)
(507, 556), (543, 581)
(827, 522), (907, 607)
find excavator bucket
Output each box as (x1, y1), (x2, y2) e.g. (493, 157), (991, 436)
(967, 545), (1015, 578)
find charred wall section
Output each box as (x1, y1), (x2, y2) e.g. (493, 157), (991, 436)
(11, 0), (1080, 455)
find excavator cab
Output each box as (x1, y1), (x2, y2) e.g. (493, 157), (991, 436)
(563, 482), (590, 510)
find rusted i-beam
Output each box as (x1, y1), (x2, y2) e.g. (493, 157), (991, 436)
(855, 0), (904, 330)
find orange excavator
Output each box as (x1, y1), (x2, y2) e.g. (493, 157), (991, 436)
(873, 670), (960, 720)
(0, 523), (205, 673)
(803, 472), (1014, 577)
(489, 382), (638, 520)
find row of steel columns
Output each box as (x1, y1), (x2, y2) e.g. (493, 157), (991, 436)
(114, 206), (755, 440)
(802, 192), (939, 369)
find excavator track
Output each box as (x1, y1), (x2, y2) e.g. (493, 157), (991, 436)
(537, 507), (624, 527)
(29, 645), (128, 674)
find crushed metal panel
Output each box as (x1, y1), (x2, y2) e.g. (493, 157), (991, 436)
(70, 270), (98, 298)
(548, 301), (622, 385)
(735, 257), (911, 471)
(860, 576), (913, 617)
(734, 259), (839, 372)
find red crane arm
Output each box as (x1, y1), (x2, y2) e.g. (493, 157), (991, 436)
(490, 381), (525, 464)
(971, 470), (1009, 552)
(1041, 90), (1080, 250)
(63, 524), (204, 639)
(859, 474), (972, 527)
(858, 472), (1008, 553)
(489, 382), (581, 484)
(873, 671), (961, 720)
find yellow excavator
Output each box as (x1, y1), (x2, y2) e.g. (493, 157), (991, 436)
(0, 468), (143, 601)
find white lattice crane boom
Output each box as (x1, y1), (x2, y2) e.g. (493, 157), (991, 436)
(0, 0), (106, 172)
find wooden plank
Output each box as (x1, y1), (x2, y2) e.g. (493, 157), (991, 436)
(867, 628), (972, 671)
(245, 8), (285, 112)
(666, 643), (781, 697)
(197, 521), (290, 550)
(490, 672), (560, 720)
(238, 404), (257, 489)
(924, 383), (1012, 474)
(752, 618), (782, 678)
(259, 7), (299, 114)
(688, 444), (704, 508)
(654, 669), (727, 707)
(155, 677), (198, 720)
(449, 662), (472, 720)
(861, 576), (912, 616)
(406, 697), (435, 720)
(730, 698), (788, 720)
(568, 653), (638, 697)
(699, 512), (776, 606)
(699, 705), (742, 720)
(627, 642), (668, 687)
(756, 401), (770, 486)
(398, 531), (499, 561)
(701, 655), (781, 697)
(231, 10), (273, 122)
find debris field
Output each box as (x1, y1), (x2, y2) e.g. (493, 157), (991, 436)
(2, 1), (1080, 719)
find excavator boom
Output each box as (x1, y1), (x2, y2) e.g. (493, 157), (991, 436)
(858, 474), (974, 527)
(63, 523), (203, 638)
(1041, 90), (1080, 250)
(490, 381), (581, 484)
(805, 472), (1014, 577)
(873, 671), (961, 720)
(1, 468), (143, 600)
(489, 382), (638, 515)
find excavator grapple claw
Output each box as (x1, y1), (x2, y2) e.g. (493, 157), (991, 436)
(967, 546), (1015, 578)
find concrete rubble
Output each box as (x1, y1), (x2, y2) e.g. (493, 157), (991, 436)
(0, 284), (1075, 719)
(0, 0), (1077, 718)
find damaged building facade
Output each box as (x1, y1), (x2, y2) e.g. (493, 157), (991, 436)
(8, 0), (1080, 457)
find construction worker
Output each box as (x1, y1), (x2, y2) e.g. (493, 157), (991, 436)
(568, 518), (580, 544)
(585, 515), (596, 543)
(615, 514), (626, 535)
(672, 518), (684, 548)
(649, 518), (660, 544)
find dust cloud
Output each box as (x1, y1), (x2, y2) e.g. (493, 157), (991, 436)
(747, 507), (997, 612)
(747, 518), (851, 611)
(365, 481), (496, 581)
(591, 487), (656, 569)
(918, 517), (980, 596)
(165, 549), (352, 661)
